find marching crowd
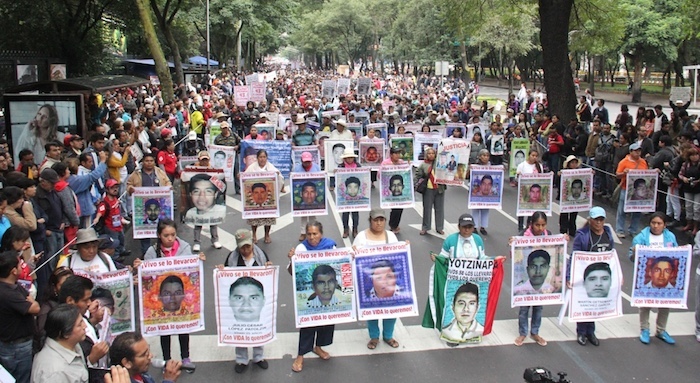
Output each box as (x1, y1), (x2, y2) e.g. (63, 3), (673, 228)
(1, 67), (699, 382)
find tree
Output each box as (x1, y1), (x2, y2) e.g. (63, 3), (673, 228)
(539, 0), (577, 122)
(135, 0), (174, 103)
(619, 0), (682, 102)
(150, 0), (190, 85)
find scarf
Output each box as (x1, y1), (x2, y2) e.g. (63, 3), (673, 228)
(301, 237), (336, 251)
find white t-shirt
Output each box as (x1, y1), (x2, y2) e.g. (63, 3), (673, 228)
(352, 230), (398, 247)
(517, 161), (539, 176)
(648, 233), (664, 248)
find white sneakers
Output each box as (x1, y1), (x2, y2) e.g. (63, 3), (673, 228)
(213, 241), (222, 249)
(192, 244), (201, 252)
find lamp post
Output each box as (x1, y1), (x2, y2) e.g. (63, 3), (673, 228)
(206, 0), (210, 72)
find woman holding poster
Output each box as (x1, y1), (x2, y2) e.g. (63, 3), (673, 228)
(415, 147), (445, 235)
(244, 149), (285, 244)
(559, 155), (581, 236)
(134, 219), (206, 372)
(288, 222), (337, 373)
(515, 150), (543, 231)
(630, 213), (678, 345)
(352, 208), (400, 350)
(570, 207), (613, 347)
(337, 148), (362, 238)
(469, 149), (496, 235)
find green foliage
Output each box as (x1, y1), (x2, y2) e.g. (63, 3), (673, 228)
(619, 0), (682, 64)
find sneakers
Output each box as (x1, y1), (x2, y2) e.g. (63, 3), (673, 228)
(640, 329), (650, 344)
(695, 334), (700, 343)
(234, 363), (247, 373)
(213, 241), (222, 249)
(617, 232), (626, 239)
(656, 331), (675, 344)
(193, 244), (201, 252)
(182, 358), (195, 373)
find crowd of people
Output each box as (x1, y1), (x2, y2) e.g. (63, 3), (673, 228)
(0, 67), (699, 382)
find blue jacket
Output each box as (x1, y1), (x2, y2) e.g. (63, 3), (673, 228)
(630, 227), (677, 260)
(292, 163), (321, 172)
(68, 162), (107, 217)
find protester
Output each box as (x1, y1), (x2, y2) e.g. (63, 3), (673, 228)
(287, 222), (336, 373)
(415, 147), (444, 235)
(352, 208), (400, 349)
(630, 213), (677, 345)
(336, 148), (362, 238)
(244, 149), (285, 243)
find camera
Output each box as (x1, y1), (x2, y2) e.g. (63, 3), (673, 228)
(523, 367), (571, 383)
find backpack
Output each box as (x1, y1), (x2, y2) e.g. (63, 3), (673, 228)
(594, 135), (614, 164)
(93, 199), (111, 234)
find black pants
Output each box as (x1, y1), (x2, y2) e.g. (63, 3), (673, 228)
(559, 212), (578, 237)
(389, 209), (403, 230)
(576, 322), (595, 336)
(298, 325), (334, 355)
(657, 183), (668, 215)
(160, 334), (190, 360)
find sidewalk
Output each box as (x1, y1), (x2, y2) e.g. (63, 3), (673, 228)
(477, 78), (700, 114)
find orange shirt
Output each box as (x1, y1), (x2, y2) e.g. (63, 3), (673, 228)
(616, 155), (648, 189)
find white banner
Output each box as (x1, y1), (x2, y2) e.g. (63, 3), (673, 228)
(511, 235), (567, 307)
(569, 250), (623, 321)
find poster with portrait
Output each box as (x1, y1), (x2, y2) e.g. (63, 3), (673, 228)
(292, 145), (320, 168)
(353, 242), (419, 320)
(569, 250), (623, 322)
(4, 94), (85, 165)
(132, 187), (174, 239)
(357, 77), (372, 96)
(346, 122), (363, 144)
(16, 64), (37, 85)
(509, 138), (530, 178)
(624, 170), (658, 213)
(413, 132), (442, 166)
(389, 135), (414, 163)
(321, 110), (342, 121)
(208, 144), (236, 182)
(324, 139), (354, 173)
(630, 245), (692, 309)
(560, 168), (594, 213)
(178, 156), (197, 170)
(240, 171), (279, 219)
(234, 86), (250, 106)
(435, 138), (471, 185)
(250, 83), (266, 102)
(402, 123), (422, 136)
(439, 257), (495, 344)
(278, 113), (292, 133)
(74, 268), (135, 338)
(214, 266), (279, 347)
(359, 140), (384, 170)
(468, 165), (505, 209)
(511, 235), (567, 307)
(446, 123), (466, 139)
(337, 78), (351, 96)
(335, 168), (371, 212)
(353, 111), (370, 126)
(366, 123), (387, 141)
(291, 248), (356, 328)
(138, 255), (205, 336)
(253, 124), (276, 141)
(490, 135), (505, 156)
(379, 164), (414, 209)
(466, 123), (484, 142)
(182, 170), (227, 226)
(322, 79), (337, 99)
(290, 171), (327, 217)
(239, 140), (292, 178)
(50, 64), (67, 80)
(516, 172), (553, 216)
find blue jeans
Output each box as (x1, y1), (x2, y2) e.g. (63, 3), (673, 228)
(367, 319), (396, 340)
(518, 306), (542, 336)
(0, 339), (33, 383)
(615, 189), (641, 235)
(44, 229), (64, 270)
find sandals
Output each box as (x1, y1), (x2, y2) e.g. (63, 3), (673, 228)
(514, 335), (526, 346)
(383, 338), (399, 348)
(264, 235), (271, 244)
(312, 346), (330, 360)
(291, 357), (303, 373)
(367, 338), (379, 349)
(419, 230), (427, 235)
(531, 334), (547, 346)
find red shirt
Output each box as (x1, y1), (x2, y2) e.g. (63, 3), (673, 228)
(158, 150), (178, 175)
(97, 195), (123, 232)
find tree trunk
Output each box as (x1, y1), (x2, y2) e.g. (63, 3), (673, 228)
(460, 40), (469, 82)
(163, 27), (184, 86)
(538, 0), (576, 122)
(236, 20), (243, 71)
(135, 0), (174, 103)
(588, 54), (595, 96)
(631, 55), (643, 103)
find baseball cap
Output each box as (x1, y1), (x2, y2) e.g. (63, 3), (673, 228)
(629, 142), (641, 152)
(160, 128), (171, 138)
(369, 208), (386, 220)
(198, 150), (210, 160)
(70, 134), (83, 142)
(234, 229), (253, 249)
(301, 151), (313, 162)
(589, 206), (606, 219)
(39, 169), (59, 184)
(458, 213), (475, 227)
(105, 179), (119, 188)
